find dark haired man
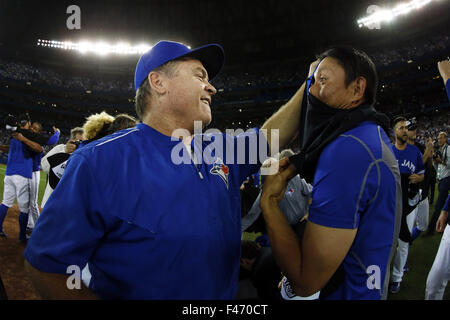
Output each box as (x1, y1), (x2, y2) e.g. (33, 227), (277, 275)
(405, 120), (434, 243)
(389, 116), (424, 293)
(0, 114), (43, 241)
(27, 122), (60, 233)
(261, 46), (401, 300)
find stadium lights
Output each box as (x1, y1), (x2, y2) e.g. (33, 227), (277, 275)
(357, 0), (439, 29)
(36, 39), (190, 55)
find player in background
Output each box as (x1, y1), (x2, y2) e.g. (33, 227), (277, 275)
(405, 119), (434, 244)
(389, 117), (424, 294)
(40, 127), (84, 209)
(0, 114), (43, 241)
(27, 122), (60, 233)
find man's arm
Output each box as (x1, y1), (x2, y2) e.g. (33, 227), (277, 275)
(437, 60), (450, 86)
(409, 173), (424, 184)
(436, 195), (450, 232)
(260, 159), (357, 296)
(437, 60), (450, 101)
(0, 145), (9, 153)
(13, 133), (43, 153)
(261, 60), (320, 152)
(422, 138), (434, 163)
(261, 82), (305, 152)
(24, 260), (98, 300)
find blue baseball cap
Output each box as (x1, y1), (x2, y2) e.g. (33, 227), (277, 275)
(134, 40), (225, 91)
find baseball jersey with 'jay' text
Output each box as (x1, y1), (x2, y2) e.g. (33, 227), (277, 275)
(308, 121), (402, 300)
(25, 123), (268, 299)
(391, 143), (425, 176)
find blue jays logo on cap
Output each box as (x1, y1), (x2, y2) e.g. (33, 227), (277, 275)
(134, 40), (225, 91)
(210, 157), (230, 189)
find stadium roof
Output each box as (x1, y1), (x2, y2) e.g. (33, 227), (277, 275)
(0, 0), (449, 68)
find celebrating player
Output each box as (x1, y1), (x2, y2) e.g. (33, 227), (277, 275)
(260, 46), (401, 300)
(24, 40), (305, 299)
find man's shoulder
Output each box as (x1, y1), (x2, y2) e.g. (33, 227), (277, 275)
(405, 143), (423, 157)
(73, 127), (141, 161)
(329, 122), (384, 154)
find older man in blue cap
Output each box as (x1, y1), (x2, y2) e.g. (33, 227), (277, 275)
(24, 40), (305, 299)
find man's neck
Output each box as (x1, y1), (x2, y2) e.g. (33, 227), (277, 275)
(395, 140), (407, 150)
(407, 139), (415, 146)
(143, 114), (195, 147)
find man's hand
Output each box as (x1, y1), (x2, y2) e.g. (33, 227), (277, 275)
(53, 126), (60, 134)
(308, 59), (321, 79)
(261, 158), (297, 205)
(425, 137), (434, 151)
(434, 155), (442, 164)
(436, 211), (448, 233)
(409, 174), (424, 184)
(12, 132), (25, 142)
(65, 141), (78, 154)
(437, 60), (450, 84)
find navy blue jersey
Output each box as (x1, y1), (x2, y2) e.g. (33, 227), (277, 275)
(5, 138), (34, 178)
(25, 123), (267, 299)
(308, 122), (401, 300)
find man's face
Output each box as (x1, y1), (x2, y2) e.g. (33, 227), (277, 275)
(407, 128), (417, 142)
(395, 121), (408, 144)
(73, 133), (85, 141)
(31, 123), (41, 134)
(437, 133), (447, 147)
(164, 59), (217, 130)
(309, 57), (361, 109)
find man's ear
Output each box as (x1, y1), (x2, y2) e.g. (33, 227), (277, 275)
(148, 71), (167, 94)
(351, 76), (367, 106)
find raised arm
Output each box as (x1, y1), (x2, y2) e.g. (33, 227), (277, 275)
(261, 60), (320, 152)
(13, 132), (43, 153)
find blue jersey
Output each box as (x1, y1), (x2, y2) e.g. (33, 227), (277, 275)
(32, 131), (60, 172)
(5, 138), (34, 179)
(446, 79), (450, 102)
(391, 143), (424, 176)
(308, 122), (401, 300)
(443, 194), (450, 212)
(25, 123), (267, 299)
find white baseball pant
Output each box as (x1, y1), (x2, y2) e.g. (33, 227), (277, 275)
(27, 171), (40, 229)
(2, 175), (30, 213)
(425, 224), (450, 300)
(392, 205), (419, 283)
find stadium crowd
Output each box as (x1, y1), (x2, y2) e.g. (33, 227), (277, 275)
(0, 34), (448, 95)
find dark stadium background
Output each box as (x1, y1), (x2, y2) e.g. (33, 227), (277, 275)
(0, 0), (449, 300)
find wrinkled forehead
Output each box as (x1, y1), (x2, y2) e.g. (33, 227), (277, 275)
(178, 58), (208, 77)
(315, 57), (344, 75)
(395, 121), (407, 129)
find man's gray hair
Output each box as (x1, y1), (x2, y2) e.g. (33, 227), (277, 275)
(279, 149), (295, 160)
(134, 57), (192, 121)
(70, 127), (84, 140)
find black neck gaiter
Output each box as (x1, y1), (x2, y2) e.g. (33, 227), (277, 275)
(290, 92), (390, 183)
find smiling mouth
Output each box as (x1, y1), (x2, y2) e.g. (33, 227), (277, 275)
(200, 98), (211, 106)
